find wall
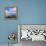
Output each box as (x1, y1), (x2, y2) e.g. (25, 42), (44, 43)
(0, 0), (46, 44)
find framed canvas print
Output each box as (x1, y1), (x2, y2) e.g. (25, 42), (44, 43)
(18, 24), (46, 41)
(4, 7), (17, 19)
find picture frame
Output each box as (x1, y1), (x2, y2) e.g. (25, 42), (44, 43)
(18, 24), (46, 41)
(4, 6), (17, 19)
